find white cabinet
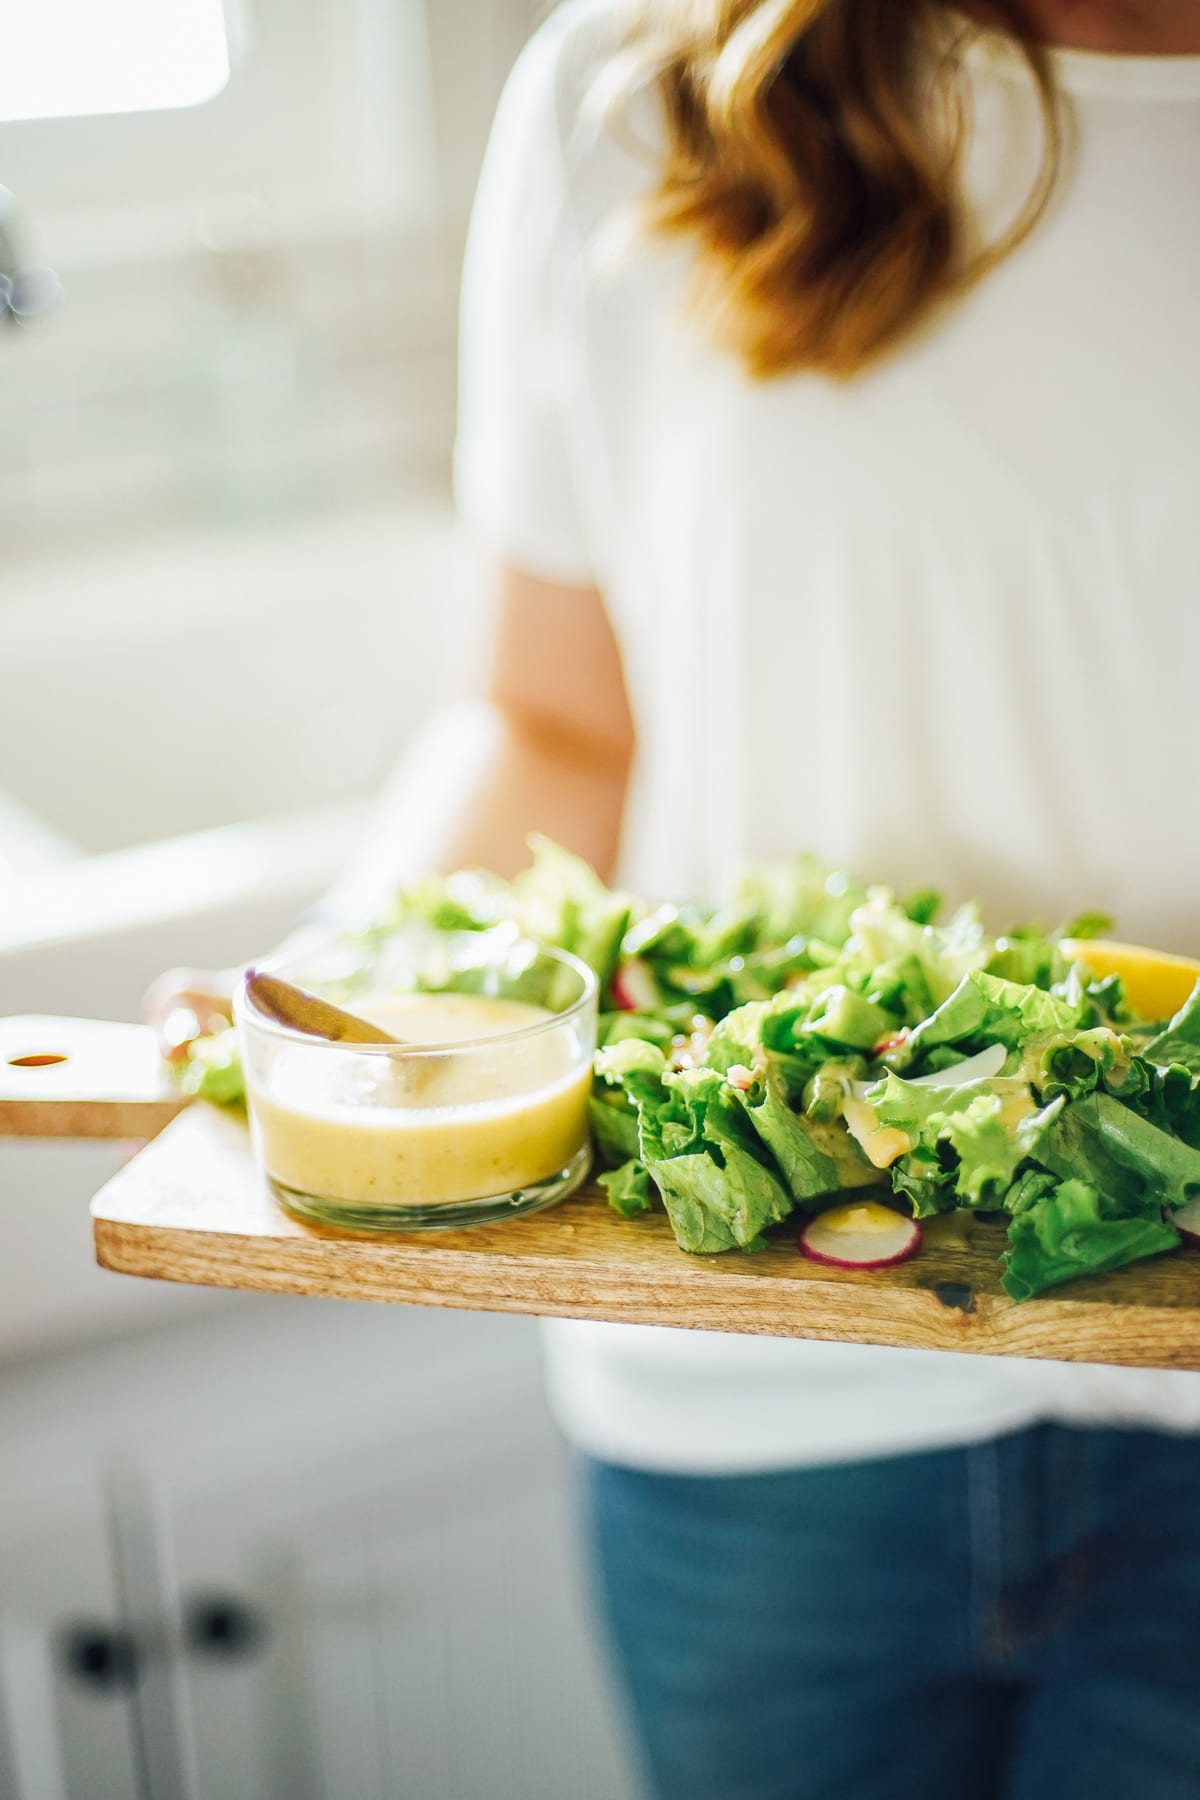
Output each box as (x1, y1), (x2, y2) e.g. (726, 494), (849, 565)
(0, 1499), (143, 1800)
(0, 1299), (640, 1800)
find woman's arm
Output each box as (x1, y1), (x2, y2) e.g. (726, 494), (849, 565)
(147, 563), (634, 1052)
(323, 562), (634, 920)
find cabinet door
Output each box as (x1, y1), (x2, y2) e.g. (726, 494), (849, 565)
(0, 1300), (640, 1800)
(293, 1441), (635, 1800)
(164, 1396), (638, 1800)
(0, 1500), (144, 1800)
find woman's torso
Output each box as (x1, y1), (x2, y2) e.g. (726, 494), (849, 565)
(470, 1), (1200, 1468)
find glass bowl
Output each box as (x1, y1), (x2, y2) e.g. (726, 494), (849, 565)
(234, 930), (598, 1231)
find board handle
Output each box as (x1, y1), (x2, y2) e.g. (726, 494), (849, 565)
(0, 1015), (190, 1140)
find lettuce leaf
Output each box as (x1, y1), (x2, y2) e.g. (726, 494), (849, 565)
(986, 928), (1072, 990)
(732, 856), (869, 947)
(178, 1026), (245, 1106)
(900, 969), (1087, 1063)
(705, 1002), (771, 1074)
(1143, 984), (1200, 1080)
(1038, 1091), (1200, 1215)
(594, 1038), (671, 1110)
(802, 986), (895, 1052)
(588, 1089), (641, 1167)
(708, 995), (865, 1107)
(383, 836), (634, 994)
(594, 1042), (795, 1252)
(653, 1068), (795, 1250)
(512, 836), (632, 992)
(936, 1093), (1062, 1205)
(598, 1010), (686, 1052)
(1002, 1178), (1179, 1300)
(598, 1160), (653, 1218)
(847, 895), (992, 1010)
(384, 865), (513, 934)
(869, 1070), (1060, 1206)
(743, 1065), (874, 1205)
(890, 1151), (957, 1219)
(649, 1154), (765, 1253)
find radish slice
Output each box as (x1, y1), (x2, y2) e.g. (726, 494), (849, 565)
(850, 1040), (1006, 1102)
(1174, 1195), (1200, 1249)
(799, 1202), (922, 1270)
(611, 959), (659, 1014)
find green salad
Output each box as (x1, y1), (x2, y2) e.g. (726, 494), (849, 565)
(187, 838), (1200, 1301)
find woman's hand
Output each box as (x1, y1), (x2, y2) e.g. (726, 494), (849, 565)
(143, 967), (237, 1063)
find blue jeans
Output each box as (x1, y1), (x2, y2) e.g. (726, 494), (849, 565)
(582, 1425), (1200, 1800)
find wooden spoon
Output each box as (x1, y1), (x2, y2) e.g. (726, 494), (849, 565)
(245, 971), (403, 1045)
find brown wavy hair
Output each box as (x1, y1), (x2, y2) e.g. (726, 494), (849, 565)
(621, 1), (1061, 378)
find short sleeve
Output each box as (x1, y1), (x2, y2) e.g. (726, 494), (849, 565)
(454, 14), (597, 588)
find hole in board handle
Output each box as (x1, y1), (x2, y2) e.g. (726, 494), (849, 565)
(8, 1053), (69, 1068)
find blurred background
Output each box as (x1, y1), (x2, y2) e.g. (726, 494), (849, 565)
(0, 4), (639, 1794)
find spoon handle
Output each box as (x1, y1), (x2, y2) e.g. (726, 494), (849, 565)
(245, 972), (401, 1045)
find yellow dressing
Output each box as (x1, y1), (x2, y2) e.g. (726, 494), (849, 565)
(817, 1202), (907, 1236)
(841, 1098), (912, 1170)
(246, 992), (592, 1207)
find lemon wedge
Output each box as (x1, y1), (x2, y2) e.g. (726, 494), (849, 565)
(1060, 938), (1200, 1022)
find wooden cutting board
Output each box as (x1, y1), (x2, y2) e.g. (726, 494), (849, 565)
(0, 1016), (188, 1139)
(90, 1104), (1200, 1369)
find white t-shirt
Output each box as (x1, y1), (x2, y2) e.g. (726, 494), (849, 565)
(456, 0), (1200, 1471)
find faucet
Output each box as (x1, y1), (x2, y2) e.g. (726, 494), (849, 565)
(0, 187), (59, 325)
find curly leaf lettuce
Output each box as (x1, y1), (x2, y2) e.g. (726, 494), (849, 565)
(595, 1042), (795, 1251)
(1143, 984), (1200, 1080)
(743, 1065), (877, 1205)
(172, 838), (1200, 1307)
(901, 970), (1087, 1063)
(598, 1159), (654, 1218)
(1038, 1090), (1200, 1216)
(869, 1070), (1061, 1206)
(1002, 1178), (1179, 1301)
(177, 1027), (245, 1106)
(847, 895), (993, 1010)
(588, 1089), (641, 1167)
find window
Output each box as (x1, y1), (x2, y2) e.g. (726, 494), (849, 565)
(1, 1), (231, 125)
(0, 0), (539, 551)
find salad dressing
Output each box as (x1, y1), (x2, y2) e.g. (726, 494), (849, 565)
(247, 992), (592, 1207)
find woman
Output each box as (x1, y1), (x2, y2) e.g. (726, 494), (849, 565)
(160, 3), (1200, 1794)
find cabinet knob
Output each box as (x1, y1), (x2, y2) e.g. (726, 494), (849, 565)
(59, 1622), (140, 1694)
(184, 1594), (268, 1662)
(0, 186), (59, 325)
